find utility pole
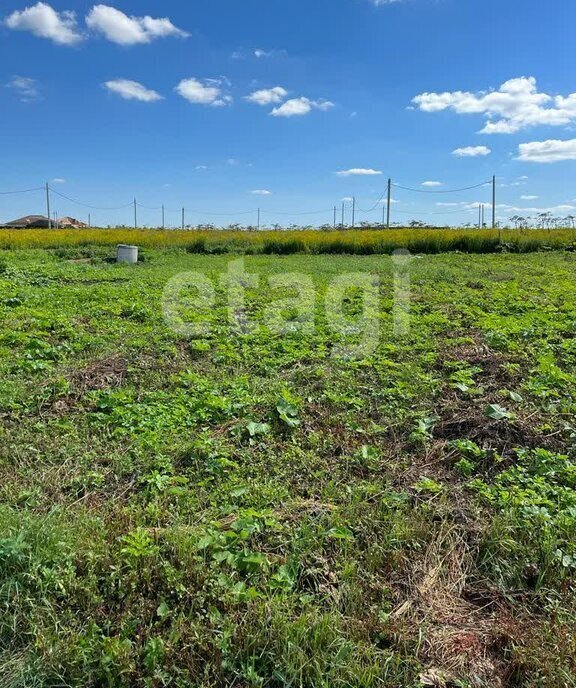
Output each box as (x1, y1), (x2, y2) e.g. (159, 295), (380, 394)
(386, 178), (392, 228)
(478, 204), (482, 229)
(257, 208), (260, 231)
(181, 207), (185, 230)
(333, 206), (337, 229)
(352, 197), (356, 228)
(53, 211), (57, 228)
(46, 182), (51, 229)
(88, 213), (91, 228)
(341, 202), (345, 228)
(492, 175), (497, 230)
(162, 204), (165, 230)
(481, 204), (485, 228)
(134, 198), (137, 229)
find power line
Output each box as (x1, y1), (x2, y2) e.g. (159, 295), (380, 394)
(392, 180), (491, 194)
(136, 202), (162, 211)
(260, 208), (334, 216)
(394, 206), (479, 216)
(49, 188), (133, 211)
(0, 187), (44, 195)
(356, 192), (387, 213)
(1, 177), (497, 226)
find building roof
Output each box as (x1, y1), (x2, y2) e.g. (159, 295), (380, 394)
(0, 215), (51, 228)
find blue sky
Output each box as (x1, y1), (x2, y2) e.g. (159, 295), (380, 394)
(1, 0), (575, 227)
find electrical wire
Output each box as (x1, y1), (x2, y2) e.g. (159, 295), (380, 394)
(50, 188), (133, 211)
(3, 181), (492, 224)
(260, 208), (334, 216)
(136, 202), (162, 211)
(392, 180), (492, 194)
(0, 187), (44, 195)
(393, 206), (478, 216)
(357, 192), (387, 213)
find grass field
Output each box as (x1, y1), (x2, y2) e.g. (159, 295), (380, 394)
(1, 245), (576, 687)
(1, 226), (576, 255)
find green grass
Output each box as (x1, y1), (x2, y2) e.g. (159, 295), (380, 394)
(1, 247), (576, 687)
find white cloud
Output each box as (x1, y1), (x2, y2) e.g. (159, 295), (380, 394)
(251, 189), (271, 195)
(521, 195), (539, 200)
(4, 2), (82, 45)
(245, 86), (288, 106)
(413, 77), (576, 135)
(104, 79), (162, 102)
(452, 146), (491, 157)
(270, 97), (334, 117)
(336, 168), (383, 177)
(435, 199), (576, 216)
(195, 165), (208, 170)
(6, 75), (40, 102)
(517, 138), (576, 163)
(314, 99), (334, 112)
(51, 177), (66, 183)
(175, 78), (232, 107)
(422, 181), (442, 187)
(86, 5), (188, 45)
(500, 203), (576, 214)
(499, 176), (529, 188)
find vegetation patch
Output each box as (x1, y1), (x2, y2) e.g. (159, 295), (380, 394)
(1, 249), (575, 687)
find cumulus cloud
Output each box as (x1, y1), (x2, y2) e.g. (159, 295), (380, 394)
(413, 77), (576, 135)
(336, 168), (383, 177)
(104, 79), (162, 102)
(4, 2), (82, 45)
(500, 202), (576, 213)
(452, 146), (491, 157)
(6, 75), (40, 102)
(436, 199), (576, 215)
(175, 78), (232, 107)
(422, 181), (442, 187)
(86, 5), (188, 45)
(517, 138), (576, 163)
(521, 195), (539, 200)
(245, 86), (288, 106)
(251, 189), (271, 195)
(271, 97), (334, 117)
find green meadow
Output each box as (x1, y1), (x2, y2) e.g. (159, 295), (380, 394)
(1, 246), (576, 687)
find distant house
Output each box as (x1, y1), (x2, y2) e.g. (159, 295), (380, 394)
(57, 216), (88, 229)
(0, 215), (88, 229)
(0, 215), (51, 228)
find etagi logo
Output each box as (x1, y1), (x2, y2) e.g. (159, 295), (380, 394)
(161, 250), (412, 360)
